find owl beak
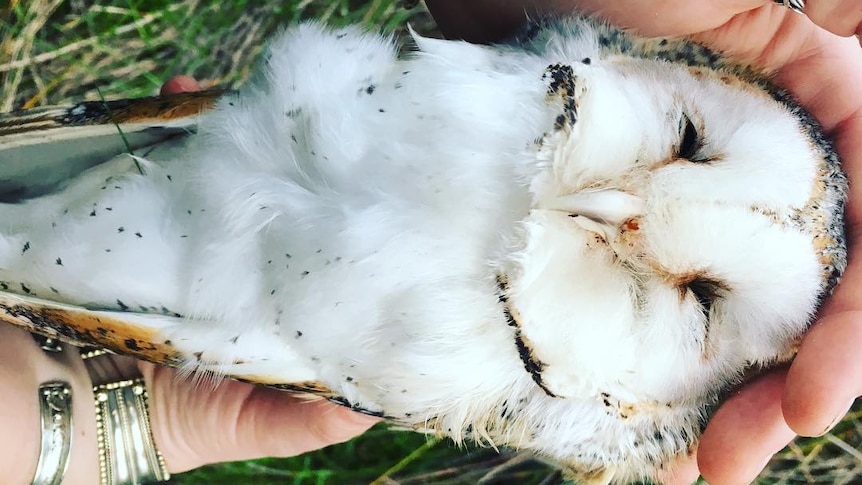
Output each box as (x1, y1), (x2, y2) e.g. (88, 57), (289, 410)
(543, 189), (645, 227)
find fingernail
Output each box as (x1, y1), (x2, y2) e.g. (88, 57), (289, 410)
(820, 410), (848, 435)
(819, 398), (857, 435)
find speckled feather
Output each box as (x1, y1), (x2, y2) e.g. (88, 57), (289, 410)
(0, 16), (847, 485)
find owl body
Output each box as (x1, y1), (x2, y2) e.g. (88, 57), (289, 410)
(0, 17), (845, 483)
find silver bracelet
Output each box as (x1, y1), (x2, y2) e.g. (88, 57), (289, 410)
(94, 378), (170, 485)
(80, 347), (113, 360)
(773, 0), (805, 13)
(31, 381), (73, 485)
(30, 334), (64, 353)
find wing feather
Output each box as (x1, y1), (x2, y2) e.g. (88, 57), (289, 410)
(0, 90), (225, 198)
(0, 290), (332, 395)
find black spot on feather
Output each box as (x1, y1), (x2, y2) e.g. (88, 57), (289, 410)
(513, 330), (556, 397)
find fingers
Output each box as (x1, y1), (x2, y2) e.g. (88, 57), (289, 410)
(696, 313), (862, 485)
(802, 0), (862, 37)
(425, 0), (764, 42)
(653, 451), (700, 485)
(783, 312), (862, 436)
(139, 362), (378, 473)
(240, 390), (380, 459)
(697, 371), (796, 485)
(160, 75), (202, 95)
(565, 0), (766, 36)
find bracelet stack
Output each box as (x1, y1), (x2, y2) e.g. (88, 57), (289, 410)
(93, 378), (170, 485)
(30, 334), (170, 485)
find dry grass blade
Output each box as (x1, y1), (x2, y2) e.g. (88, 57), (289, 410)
(1, 0), (64, 111)
(0, 3), (185, 75)
(824, 433), (862, 463)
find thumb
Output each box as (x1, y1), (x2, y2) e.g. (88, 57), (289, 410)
(139, 362), (379, 473)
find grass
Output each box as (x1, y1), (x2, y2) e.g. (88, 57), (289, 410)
(2, 1), (861, 483)
(0, 0), (435, 108)
(175, 427), (561, 485)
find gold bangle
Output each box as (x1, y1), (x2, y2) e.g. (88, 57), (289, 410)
(93, 378), (169, 485)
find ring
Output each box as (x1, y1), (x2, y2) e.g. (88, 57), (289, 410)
(773, 0), (806, 13)
(31, 333), (63, 353)
(31, 381), (73, 485)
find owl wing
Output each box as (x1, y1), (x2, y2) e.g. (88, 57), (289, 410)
(0, 93), (337, 397)
(0, 290), (336, 395)
(0, 91), (223, 198)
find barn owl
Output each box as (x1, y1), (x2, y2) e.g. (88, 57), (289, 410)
(0, 15), (846, 484)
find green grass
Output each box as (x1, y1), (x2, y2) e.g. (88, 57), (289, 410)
(2, 1), (861, 483)
(175, 425), (562, 485)
(0, 0), (435, 108)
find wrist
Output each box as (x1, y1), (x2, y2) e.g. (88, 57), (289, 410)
(0, 324), (100, 485)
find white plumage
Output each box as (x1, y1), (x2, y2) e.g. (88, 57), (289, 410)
(0, 16), (846, 484)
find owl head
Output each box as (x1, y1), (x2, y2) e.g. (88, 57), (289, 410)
(491, 17), (846, 481)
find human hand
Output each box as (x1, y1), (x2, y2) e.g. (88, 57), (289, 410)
(425, 1), (862, 484)
(138, 359), (380, 473)
(4, 322), (377, 484)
